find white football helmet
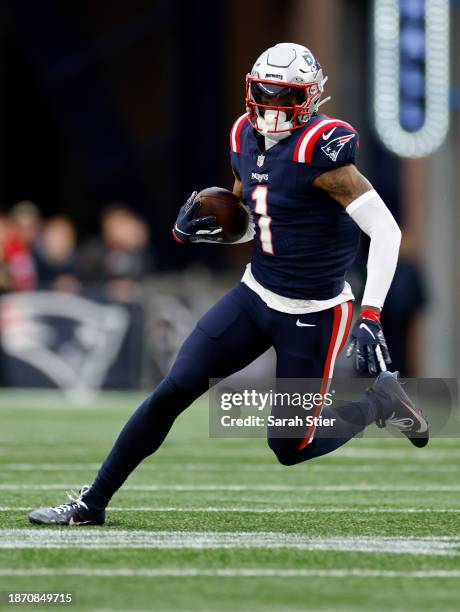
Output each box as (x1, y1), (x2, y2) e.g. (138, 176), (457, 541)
(246, 42), (329, 141)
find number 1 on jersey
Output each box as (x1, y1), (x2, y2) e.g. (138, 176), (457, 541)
(252, 185), (274, 255)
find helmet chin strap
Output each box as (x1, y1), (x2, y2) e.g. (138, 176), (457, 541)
(257, 110), (292, 146)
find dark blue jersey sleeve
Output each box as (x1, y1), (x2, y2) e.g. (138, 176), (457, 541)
(308, 124), (359, 181)
(229, 113), (250, 181)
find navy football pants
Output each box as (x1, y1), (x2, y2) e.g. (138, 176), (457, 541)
(87, 283), (375, 509)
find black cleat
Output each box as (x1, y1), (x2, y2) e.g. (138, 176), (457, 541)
(28, 486), (105, 526)
(368, 371), (429, 448)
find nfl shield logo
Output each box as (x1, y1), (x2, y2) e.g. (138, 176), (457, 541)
(257, 154), (265, 168)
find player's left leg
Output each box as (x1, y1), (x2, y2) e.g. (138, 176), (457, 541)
(267, 301), (372, 465)
(268, 302), (428, 466)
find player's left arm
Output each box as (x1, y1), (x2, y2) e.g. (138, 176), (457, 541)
(313, 164), (402, 374)
(312, 163), (372, 208)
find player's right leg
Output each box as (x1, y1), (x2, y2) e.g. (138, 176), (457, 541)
(29, 283), (271, 525)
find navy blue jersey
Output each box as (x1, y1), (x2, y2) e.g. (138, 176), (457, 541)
(230, 113), (360, 300)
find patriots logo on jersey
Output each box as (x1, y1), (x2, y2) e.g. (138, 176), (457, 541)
(321, 133), (356, 162)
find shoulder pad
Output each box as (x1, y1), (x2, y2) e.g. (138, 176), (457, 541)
(293, 119), (358, 165)
(230, 113), (250, 153)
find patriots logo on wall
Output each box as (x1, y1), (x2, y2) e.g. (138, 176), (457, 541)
(321, 133), (355, 162)
(0, 292), (131, 397)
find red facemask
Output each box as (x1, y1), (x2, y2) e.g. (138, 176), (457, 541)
(246, 76), (321, 134)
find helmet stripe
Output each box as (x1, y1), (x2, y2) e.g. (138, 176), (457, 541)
(294, 119), (356, 163)
(230, 113), (250, 153)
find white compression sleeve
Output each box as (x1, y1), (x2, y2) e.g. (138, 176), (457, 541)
(346, 189), (402, 309)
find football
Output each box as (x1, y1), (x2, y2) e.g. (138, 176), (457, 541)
(195, 187), (249, 243)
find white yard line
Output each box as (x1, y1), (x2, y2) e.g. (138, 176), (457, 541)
(2, 462), (459, 473)
(333, 448), (460, 459)
(2, 506), (460, 514)
(0, 530), (459, 555)
(0, 391), (145, 409)
(174, 447), (460, 460)
(2, 483), (460, 492)
(0, 568), (460, 578)
(1, 448), (459, 460)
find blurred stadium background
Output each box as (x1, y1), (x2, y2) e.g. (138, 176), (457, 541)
(0, 0), (458, 387)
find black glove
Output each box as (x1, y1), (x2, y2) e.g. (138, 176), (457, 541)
(172, 191), (223, 244)
(346, 309), (391, 376)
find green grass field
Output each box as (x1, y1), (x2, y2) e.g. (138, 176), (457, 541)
(0, 392), (459, 611)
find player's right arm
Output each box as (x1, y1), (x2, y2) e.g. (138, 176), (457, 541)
(172, 177), (254, 245)
(172, 117), (250, 246)
(232, 176), (243, 199)
(172, 192), (224, 244)
(229, 175), (255, 244)
(231, 174), (255, 244)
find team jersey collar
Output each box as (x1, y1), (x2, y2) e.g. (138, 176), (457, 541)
(252, 114), (324, 154)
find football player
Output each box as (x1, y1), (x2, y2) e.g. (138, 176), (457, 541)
(29, 43), (428, 526)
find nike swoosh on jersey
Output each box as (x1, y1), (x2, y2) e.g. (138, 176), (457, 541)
(359, 323), (376, 339)
(322, 127), (337, 140)
(296, 320), (316, 327)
